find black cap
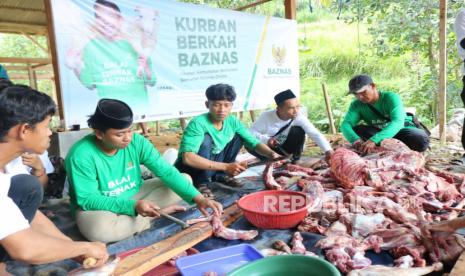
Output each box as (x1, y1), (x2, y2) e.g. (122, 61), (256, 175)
(274, 89), (296, 105)
(348, 74), (373, 94)
(88, 98), (133, 129)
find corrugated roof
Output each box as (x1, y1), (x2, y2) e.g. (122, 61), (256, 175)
(0, 0), (47, 35)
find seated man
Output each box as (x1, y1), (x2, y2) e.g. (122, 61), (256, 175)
(66, 99), (222, 243)
(249, 89), (333, 164)
(1, 78), (54, 187)
(0, 85), (108, 272)
(175, 83), (280, 196)
(341, 74), (430, 153)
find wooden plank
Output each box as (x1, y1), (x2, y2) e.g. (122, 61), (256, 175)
(438, 0), (447, 144)
(114, 204), (242, 276)
(322, 83), (337, 134)
(0, 22), (47, 35)
(0, 57), (50, 64)
(450, 251), (465, 276)
(8, 73), (54, 80)
(44, 0), (65, 121)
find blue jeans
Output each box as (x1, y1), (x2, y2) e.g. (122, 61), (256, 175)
(175, 134), (243, 186)
(0, 174), (43, 261)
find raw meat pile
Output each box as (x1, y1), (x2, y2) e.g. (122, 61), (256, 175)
(263, 138), (465, 274)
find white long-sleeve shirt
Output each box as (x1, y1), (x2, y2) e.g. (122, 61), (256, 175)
(249, 109), (332, 153)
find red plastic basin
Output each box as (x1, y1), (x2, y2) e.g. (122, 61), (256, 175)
(237, 190), (310, 229)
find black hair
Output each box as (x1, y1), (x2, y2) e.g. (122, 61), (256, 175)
(0, 78), (13, 92)
(87, 117), (111, 133)
(205, 83), (236, 102)
(0, 85), (56, 142)
(94, 0), (120, 15)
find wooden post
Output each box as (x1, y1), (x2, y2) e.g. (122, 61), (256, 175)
(27, 65), (37, 89)
(155, 121), (160, 136)
(322, 83), (336, 134)
(249, 110), (256, 122)
(438, 0), (447, 145)
(284, 0), (297, 20)
(179, 118), (187, 130)
(44, 0), (65, 121)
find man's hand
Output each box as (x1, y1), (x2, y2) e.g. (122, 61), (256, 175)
(324, 150), (334, 164)
(270, 151), (282, 160)
(81, 241), (109, 268)
(22, 153), (44, 173)
(224, 162), (247, 176)
(193, 194), (223, 217)
(360, 140), (376, 154)
(267, 137), (278, 148)
(135, 200), (161, 217)
(352, 139), (363, 150)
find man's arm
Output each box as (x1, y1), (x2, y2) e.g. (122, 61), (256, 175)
(254, 143), (281, 160)
(1, 228), (107, 265)
(66, 155), (137, 216)
(340, 101), (362, 144)
(249, 113), (273, 144)
(299, 116), (332, 153)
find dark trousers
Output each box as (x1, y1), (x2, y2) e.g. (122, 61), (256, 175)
(461, 76), (465, 151)
(1, 174), (43, 261)
(248, 126), (305, 160)
(353, 125), (430, 152)
(175, 134), (243, 186)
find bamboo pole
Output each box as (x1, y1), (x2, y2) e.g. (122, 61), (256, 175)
(438, 0), (447, 144)
(322, 83), (336, 134)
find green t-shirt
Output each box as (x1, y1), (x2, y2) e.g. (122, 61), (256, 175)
(341, 91), (415, 144)
(179, 113), (260, 156)
(80, 38), (156, 110)
(66, 133), (199, 216)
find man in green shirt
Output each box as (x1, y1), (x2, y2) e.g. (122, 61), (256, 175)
(175, 83), (280, 196)
(66, 99), (222, 243)
(67, 0), (155, 112)
(341, 74), (429, 153)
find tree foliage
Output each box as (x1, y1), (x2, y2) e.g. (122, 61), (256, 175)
(339, 0), (464, 124)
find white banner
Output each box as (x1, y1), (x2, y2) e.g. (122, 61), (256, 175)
(50, 0), (300, 126)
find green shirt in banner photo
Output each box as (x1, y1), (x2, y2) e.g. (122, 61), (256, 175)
(179, 113), (260, 156)
(80, 38), (156, 111)
(341, 90), (415, 145)
(66, 133), (199, 217)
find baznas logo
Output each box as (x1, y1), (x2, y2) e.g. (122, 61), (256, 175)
(272, 45), (286, 66)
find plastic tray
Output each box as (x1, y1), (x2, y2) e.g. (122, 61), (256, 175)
(176, 244), (264, 276)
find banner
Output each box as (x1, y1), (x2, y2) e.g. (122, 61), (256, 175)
(50, 0), (300, 126)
